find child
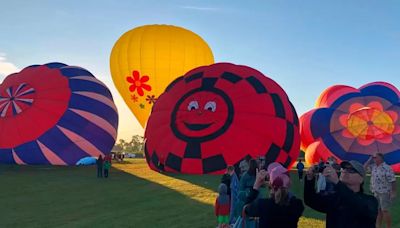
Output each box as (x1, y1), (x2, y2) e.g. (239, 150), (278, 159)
(215, 183), (230, 228)
(104, 160), (111, 178)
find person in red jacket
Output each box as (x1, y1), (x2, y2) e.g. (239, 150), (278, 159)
(215, 183), (230, 228)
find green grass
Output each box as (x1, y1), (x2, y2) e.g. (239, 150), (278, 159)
(0, 159), (399, 228)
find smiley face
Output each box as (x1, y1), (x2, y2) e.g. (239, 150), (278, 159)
(171, 88), (234, 142)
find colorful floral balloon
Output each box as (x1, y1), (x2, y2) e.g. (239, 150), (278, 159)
(145, 63), (300, 174)
(0, 63), (118, 165)
(300, 82), (400, 172)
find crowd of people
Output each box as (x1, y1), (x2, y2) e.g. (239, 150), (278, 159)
(215, 153), (397, 228)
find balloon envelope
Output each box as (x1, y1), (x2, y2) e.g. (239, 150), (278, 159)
(300, 82), (400, 172)
(0, 63), (118, 165)
(145, 63), (300, 174)
(110, 24), (214, 128)
(76, 157), (97, 166)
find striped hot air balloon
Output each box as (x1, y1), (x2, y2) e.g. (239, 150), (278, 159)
(0, 63), (118, 165)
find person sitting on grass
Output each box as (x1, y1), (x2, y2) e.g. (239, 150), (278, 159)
(215, 183), (230, 228)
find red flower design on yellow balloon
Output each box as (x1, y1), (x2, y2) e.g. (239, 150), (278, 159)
(126, 70), (152, 96)
(146, 95), (157, 104)
(339, 101), (400, 146)
(130, 94), (138, 102)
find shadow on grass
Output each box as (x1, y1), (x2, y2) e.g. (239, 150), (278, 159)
(0, 165), (215, 228)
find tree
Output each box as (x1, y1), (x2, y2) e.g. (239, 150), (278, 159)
(114, 135), (144, 155)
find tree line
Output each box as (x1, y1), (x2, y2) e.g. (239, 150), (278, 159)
(112, 135), (145, 157)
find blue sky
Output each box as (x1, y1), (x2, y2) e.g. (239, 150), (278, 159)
(1, 0), (399, 140)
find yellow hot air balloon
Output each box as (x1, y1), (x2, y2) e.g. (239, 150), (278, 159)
(110, 24), (214, 128)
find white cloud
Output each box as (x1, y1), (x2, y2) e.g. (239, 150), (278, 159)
(0, 53), (20, 79)
(180, 6), (218, 11)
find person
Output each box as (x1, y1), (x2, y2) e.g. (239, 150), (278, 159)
(364, 153), (397, 228)
(96, 155), (103, 178)
(221, 166), (235, 196)
(323, 156), (340, 195)
(327, 156), (340, 171)
(104, 159), (111, 178)
(296, 159), (305, 181)
(215, 183), (230, 228)
(229, 167), (240, 225)
(257, 156), (266, 170)
(233, 159), (258, 225)
(239, 159), (258, 196)
(243, 163), (304, 227)
(239, 155), (251, 178)
(317, 158), (325, 171)
(157, 160), (165, 173)
(304, 160), (378, 228)
(104, 154), (112, 163)
(121, 152), (125, 161)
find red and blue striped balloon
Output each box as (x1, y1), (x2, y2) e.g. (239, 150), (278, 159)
(0, 63), (118, 165)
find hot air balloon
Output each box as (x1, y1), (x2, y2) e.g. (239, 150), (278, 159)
(0, 63), (118, 165)
(300, 82), (400, 172)
(76, 156), (97, 166)
(110, 24), (214, 128)
(144, 63), (300, 174)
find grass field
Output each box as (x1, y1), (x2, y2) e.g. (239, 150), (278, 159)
(0, 159), (399, 228)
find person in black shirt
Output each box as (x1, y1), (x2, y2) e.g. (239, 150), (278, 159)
(244, 163), (304, 228)
(304, 160), (378, 228)
(96, 155), (103, 178)
(221, 165), (235, 196)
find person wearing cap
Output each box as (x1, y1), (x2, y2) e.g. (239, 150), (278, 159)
(243, 163), (304, 228)
(364, 153), (397, 228)
(304, 160), (378, 228)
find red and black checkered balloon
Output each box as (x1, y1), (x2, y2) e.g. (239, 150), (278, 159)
(145, 63), (300, 174)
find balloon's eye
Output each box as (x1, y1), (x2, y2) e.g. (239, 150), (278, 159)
(188, 101), (199, 111)
(204, 101), (216, 112)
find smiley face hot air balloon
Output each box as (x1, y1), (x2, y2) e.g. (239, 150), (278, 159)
(145, 63), (300, 174)
(300, 82), (400, 172)
(110, 24), (214, 128)
(0, 63), (118, 165)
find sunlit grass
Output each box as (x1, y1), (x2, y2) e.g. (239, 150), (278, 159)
(113, 160), (217, 205)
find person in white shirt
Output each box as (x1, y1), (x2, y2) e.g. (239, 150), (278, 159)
(364, 153), (397, 228)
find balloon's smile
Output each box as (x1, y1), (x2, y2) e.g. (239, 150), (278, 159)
(184, 122), (213, 131)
